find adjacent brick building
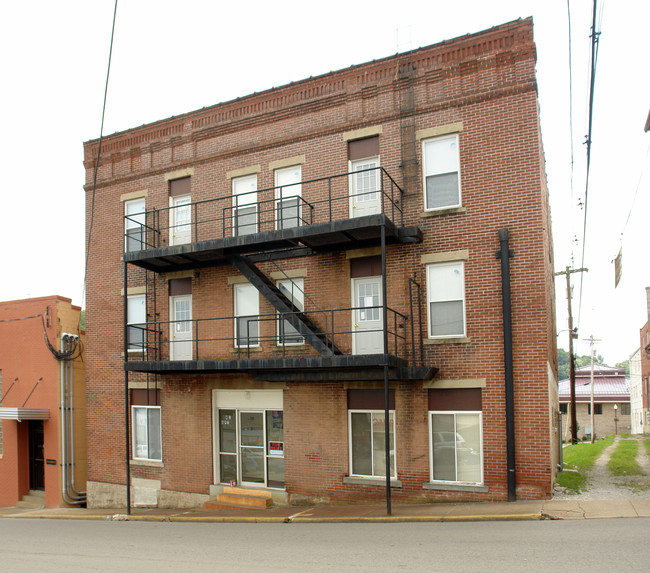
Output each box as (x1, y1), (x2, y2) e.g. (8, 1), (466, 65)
(84, 18), (559, 509)
(0, 296), (86, 508)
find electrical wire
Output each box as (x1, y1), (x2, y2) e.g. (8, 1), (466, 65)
(576, 0), (601, 329)
(81, 0), (118, 327)
(0, 312), (83, 361)
(567, 0), (575, 210)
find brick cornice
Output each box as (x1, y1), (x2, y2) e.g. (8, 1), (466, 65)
(84, 18), (535, 166)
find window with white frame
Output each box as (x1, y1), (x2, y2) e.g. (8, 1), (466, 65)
(125, 198), (146, 252)
(275, 165), (302, 229)
(277, 278), (304, 345)
(422, 134), (460, 210)
(133, 406), (162, 461)
(127, 294), (146, 351)
(234, 283), (259, 347)
(232, 174), (258, 236)
(349, 410), (395, 478)
(429, 411), (482, 484)
(427, 261), (466, 338)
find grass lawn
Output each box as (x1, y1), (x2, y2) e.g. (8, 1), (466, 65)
(555, 435), (615, 493)
(608, 438), (645, 476)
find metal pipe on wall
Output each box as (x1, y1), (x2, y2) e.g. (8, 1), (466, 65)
(497, 229), (516, 502)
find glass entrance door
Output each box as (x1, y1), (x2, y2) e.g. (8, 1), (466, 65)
(240, 411), (264, 485)
(217, 408), (284, 488)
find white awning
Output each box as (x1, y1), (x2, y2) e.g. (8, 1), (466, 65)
(0, 407), (50, 421)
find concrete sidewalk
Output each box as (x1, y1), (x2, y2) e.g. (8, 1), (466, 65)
(2, 499), (650, 523)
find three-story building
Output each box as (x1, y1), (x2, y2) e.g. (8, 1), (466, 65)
(84, 18), (559, 509)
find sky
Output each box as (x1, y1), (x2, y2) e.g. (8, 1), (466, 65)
(0, 1), (648, 366)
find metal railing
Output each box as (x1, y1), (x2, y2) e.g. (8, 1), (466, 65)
(123, 167), (404, 252)
(126, 305), (411, 363)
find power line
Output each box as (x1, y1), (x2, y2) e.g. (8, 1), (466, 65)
(576, 0), (601, 329)
(82, 0), (118, 316)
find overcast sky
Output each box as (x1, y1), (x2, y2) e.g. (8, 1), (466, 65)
(1, 1), (648, 366)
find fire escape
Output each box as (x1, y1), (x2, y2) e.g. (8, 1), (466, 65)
(122, 167), (435, 382)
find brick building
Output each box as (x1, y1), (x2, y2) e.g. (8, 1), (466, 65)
(83, 18), (558, 509)
(0, 296), (86, 508)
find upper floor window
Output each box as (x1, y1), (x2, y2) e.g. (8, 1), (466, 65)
(233, 175), (258, 236)
(234, 283), (259, 347)
(125, 198), (146, 252)
(275, 166), (302, 230)
(277, 278), (304, 345)
(127, 294), (146, 351)
(427, 261), (466, 338)
(169, 177), (191, 246)
(422, 134), (460, 210)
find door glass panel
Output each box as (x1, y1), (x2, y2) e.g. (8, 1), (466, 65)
(175, 299), (191, 333)
(357, 282), (380, 321)
(220, 454), (237, 483)
(219, 410), (236, 453)
(240, 412), (264, 447)
(241, 448), (264, 484)
(353, 160), (379, 202)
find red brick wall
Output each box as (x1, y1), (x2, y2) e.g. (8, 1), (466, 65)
(84, 18), (556, 502)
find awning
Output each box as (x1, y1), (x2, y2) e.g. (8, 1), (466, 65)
(0, 407), (50, 421)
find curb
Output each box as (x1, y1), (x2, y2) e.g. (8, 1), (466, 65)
(1, 512), (543, 523)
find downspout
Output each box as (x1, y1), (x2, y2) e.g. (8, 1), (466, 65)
(497, 229), (516, 501)
(381, 223), (391, 516)
(66, 350), (84, 498)
(60, 335), (86, 505)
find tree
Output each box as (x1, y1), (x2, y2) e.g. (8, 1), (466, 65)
(615, 359), (630, 376)
(558, 348), (605, 380)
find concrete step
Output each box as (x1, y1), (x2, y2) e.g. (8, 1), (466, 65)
(204, 487), (272, 510)
(17, 490), (45, 509)
(220, 486), (272, 499)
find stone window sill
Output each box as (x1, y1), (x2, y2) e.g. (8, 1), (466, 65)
(130, 459), (164, 468)
(420, 206), (467, 218)
(343, 476), (402, 488)
(424, 337), (471, 345)
(423, 482), (488, 493)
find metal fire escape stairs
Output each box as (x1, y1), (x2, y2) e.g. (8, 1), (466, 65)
(226, 254), (343, 356)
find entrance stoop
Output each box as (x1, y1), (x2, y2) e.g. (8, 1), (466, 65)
(17, 490), (45, 509)
(204, 486), (272, 510)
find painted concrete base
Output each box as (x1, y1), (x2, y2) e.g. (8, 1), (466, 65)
(86, 481), (209, 509)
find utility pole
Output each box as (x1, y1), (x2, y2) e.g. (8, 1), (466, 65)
(555, 266), (588, 444)
(585, 335), (601, 443)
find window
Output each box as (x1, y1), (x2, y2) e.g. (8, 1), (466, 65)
(349, 410), (395, 478)
(430, 411), (482, 484)
(586, 404), (603, 415)
(422, 134), (460, 210)
(169, 177), (191, 245)
(127, 294), (146, 351)
(275, 166), (302, 229)
(233, 174), (257, 236)
(125, 198), (146, 251)
(132, 406), (161, 461)
(234, 283), (259, 347)
(427, 261), (466, 338)
(620, 403), (630, 416)
(559, 403), (568, 414)
(277, 278), (304, 345)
